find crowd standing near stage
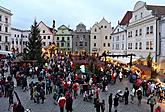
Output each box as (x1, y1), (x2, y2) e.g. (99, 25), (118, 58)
(0, 55), (164, 112)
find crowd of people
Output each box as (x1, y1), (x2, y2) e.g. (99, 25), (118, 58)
(0, 54), (164, 112)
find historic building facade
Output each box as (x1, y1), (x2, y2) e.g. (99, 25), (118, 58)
(11, 28), (30, 53)
(111, 11), (132, 55)
(90, 18), (113, 55)
(127, 1), (165, 61)
(159, 17), (165, 73)
(72, 23), (90, 53)
(0, 6), (12, 51)
(37, 21), (54, 48)
(55, 25), (73, 52)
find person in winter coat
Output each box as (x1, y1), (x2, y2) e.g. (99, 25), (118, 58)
(94, 99), (101, 112)
(58, 95), (66, 112)
(114, 95), (119, 112)
(137, 88), (142, 106)
(124, 87), (129, 105)
(40, 87), (45, 104)
(148, 94), (156, 112)
(119, 72), (123, 82)
(65, 94), (73, 112)
(108, 93), (113, 112)
(155, 106), (161, 112)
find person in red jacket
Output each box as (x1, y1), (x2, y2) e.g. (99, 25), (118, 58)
(58, 95), (66, 112)
(155, 106), (161, 112)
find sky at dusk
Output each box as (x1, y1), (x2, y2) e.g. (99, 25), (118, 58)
(1, 0), (165, 30)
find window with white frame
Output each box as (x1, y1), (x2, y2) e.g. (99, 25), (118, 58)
(146, 42), (149, 50)
(135, 30), (138, 36)
(116, 44), (119, 50)
(103, 43), (106, 47)
(0, 15), (2, 21)
(150, 41), (153, 50)
(150, 26), (153, 34)
(122, 44), (124, 50)
(94, 43), (96, 47)
(135, 43), (138, 49)
(116, 36), (119, 41)
(128, 43), (132, 49)
(94, 35), (96, 39)
(146, 27), (149, 34)
(139, 42), (142, 49)
(139, 29), (142, 36)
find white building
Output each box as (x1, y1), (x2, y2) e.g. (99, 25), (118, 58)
(111, 11), (132, 55)
(0, 6), (12, 51)
(11, 28), (30, 53)
(37, 21), (54, 48)
(127, 1), (165, 62)
(90, 18), (113, 55)
(159, 17), (165, 73)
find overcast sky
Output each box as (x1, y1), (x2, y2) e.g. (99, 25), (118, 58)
(1, 0), (165, 30)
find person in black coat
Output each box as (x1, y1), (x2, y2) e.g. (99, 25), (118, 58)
(108, 93), (113, 112)
(65, 94), (73, 112)
(124, 87), (129, 105)
(114, 95), (119, 112)
(95, 99), (101, 112)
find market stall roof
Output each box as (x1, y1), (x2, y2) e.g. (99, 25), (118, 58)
(110, 57), (139, 64)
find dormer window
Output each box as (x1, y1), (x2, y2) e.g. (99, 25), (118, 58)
(117, 29), (119, 32)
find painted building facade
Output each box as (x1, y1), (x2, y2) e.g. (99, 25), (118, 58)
(159, 17), (165, 73)
(0, 6), (12, 51)
(111, 11), (132, 55)
(127, 1), (165, 61)
(55, 25), (73, 52)
(90, 18), (113, 55)
(37, 21), (54, 48)
(72, 23), (90, 53)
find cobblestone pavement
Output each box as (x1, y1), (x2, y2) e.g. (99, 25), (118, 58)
(1, 75), (165, 112)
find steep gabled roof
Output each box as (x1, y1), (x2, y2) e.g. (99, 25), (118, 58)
(119, 11), (133, 25)
(146, 5), (165, 17)
(37, 21), (55, 33)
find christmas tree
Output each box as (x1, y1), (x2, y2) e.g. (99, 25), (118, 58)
(25, 20), (44, 63)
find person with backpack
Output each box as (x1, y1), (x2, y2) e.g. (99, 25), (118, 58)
(148, 94), (156, 112)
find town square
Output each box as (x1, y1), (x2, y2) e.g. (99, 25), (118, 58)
(0, 0), (165, 112)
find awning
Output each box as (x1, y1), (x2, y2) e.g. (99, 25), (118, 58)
(107, 57), (139, 64)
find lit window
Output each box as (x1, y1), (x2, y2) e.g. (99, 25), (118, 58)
(150, 41), (153, 50)
(146, 42), (149, 50)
